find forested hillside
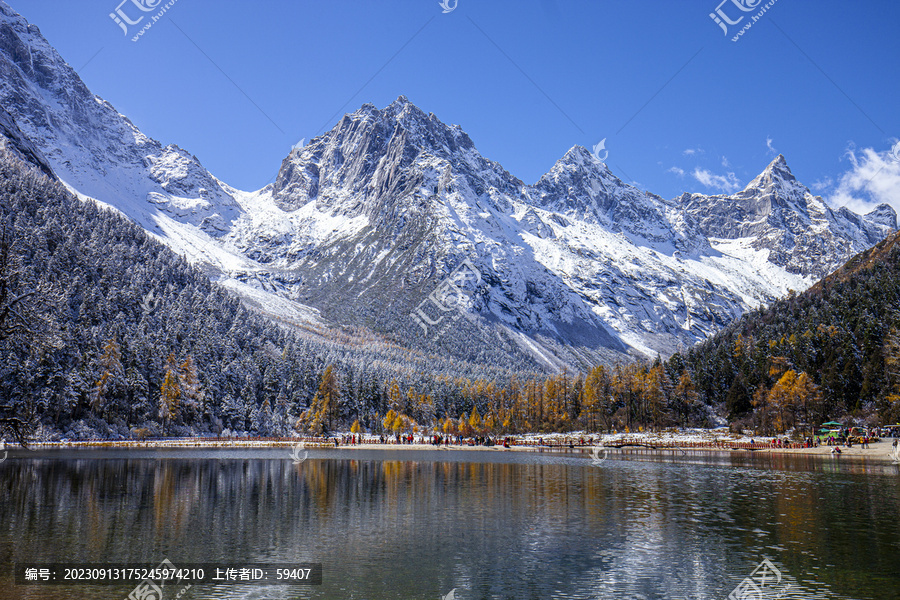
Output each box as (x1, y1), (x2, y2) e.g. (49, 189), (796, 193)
(0, 150), (300, 439)
(677, 230), (900, 432)
(0, 150), (535, 441)
(4, 141), (897, 442)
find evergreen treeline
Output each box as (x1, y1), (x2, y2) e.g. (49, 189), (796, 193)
(0, 150), (538, 441)
(391, 226), (900, 439)
(673, 231), (900, 432)
(5, 142), (897, 442)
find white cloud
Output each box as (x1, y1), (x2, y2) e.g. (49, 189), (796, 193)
(721, 156), (730, 168)
(668, 166), (685, 177)
(692, 167), (741, 194)
(683, 148), (702, 156)
(810, 177), (833, 192)
(766, 137), (777, 156)
(827, 145), (900, 216)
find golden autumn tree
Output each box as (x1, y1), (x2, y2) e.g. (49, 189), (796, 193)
(580, 365), (602, 432)
(497, 375), (520, 433)
(304, 365), (340, 434)
(672, 370), (700, 427)
(458, 411), (472, 437)
(94, 336), (123, 418)
(643, 364), (669, 431)
(468, 405), (482, 434)
(391, 413), (402, 434)
(543, 376), (562, 431)
(765, 370), (821, 433)
(442, 417), (457, 436)
(387, 379), (403, 412)
(391, 412), (409, 434)
(790, 371), (824, 432)
(383, 409), (398, 433)
(611, 364), (640, 430)
(159, 353), (180, 432)
(766, 370), (797, 433)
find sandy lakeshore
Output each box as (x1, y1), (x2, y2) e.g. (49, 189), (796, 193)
(755, 438), (898, 458)
(324, 438), (900, 462)
(26, 434), (900, 463)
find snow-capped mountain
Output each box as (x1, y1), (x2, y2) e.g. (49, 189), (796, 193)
(678, 155), (893, 277)
(0, 2), (240, 236)
(255, 98), (630, 369)
(531, 145), (707, 253)
(0, 2), (894, 371)
(251, 96), (894, 364)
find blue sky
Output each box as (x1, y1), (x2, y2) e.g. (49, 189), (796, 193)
(12, 1), (900, 214)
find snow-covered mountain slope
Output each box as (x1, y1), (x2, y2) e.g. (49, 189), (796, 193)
(0, 2), (239, 235)
(230, 97), (894, 364)
(531, 146), (708, 254)
(678, 155), (893, 277)
(0, 2), (894, 371)
(0, 103), (51, 176)
(242, 99), (630, 369)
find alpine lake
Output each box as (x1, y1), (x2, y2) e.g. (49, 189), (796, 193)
(1, 446), (898, 599)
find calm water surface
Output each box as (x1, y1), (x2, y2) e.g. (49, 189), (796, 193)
(1, 447), (898, 600)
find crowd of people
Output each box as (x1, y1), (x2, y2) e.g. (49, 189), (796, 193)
(335, 433), (500, 446)
(817, 428), (880, 449)
(329, 427), (900, 452)
(333, 433), (588, 448)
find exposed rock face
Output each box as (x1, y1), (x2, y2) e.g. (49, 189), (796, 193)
(678, 155), (894, 277)
(256, 99), (893, 364)
(0, 2), (239, 234)
(0, 2), (894, 370)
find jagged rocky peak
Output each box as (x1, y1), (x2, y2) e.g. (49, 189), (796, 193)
(530, 144), (697, 247)
(537, 145), (623, 191)
(676, 154), (896, 278)
(739, 155), (895, 231)
(680, 155), (813, 236)
(0, 4), (94, 129)
(326, 95), (477, 162)
(542, 145), (617, 177)
(531, 144), (625, 218)
(272, 97), (437, 213)
(757, 153), (795, 182)
(380, 94), (428, 126)
(551, 144), (604, 168)
(273, 96), (520, 214)
(863, 203), (897, 229)
(737, 154), (808, 203)
(379, 95), (476, 155)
